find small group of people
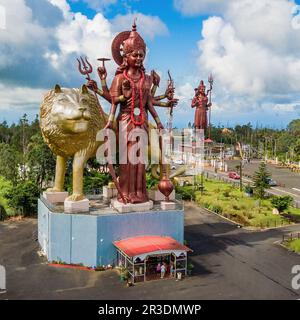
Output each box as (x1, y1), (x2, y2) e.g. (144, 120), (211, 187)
(156, 261), (175, 279)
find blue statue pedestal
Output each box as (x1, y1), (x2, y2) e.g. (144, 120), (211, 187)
(38, 196), (184, 267)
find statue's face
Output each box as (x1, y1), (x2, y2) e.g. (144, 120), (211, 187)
(199, 86), (205, 95)
(127, 49), (145, 68)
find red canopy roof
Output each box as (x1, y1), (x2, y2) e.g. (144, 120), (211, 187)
(114, 235), (191, 258)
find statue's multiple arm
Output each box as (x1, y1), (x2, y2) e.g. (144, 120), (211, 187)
(147, 95), (164, 130)
(191, 96), (198, 108)
(151, 71), (178, 108)
(150, 70), (160, 97)
(87, 66), (128, 104)
(90, 67), (178, 128)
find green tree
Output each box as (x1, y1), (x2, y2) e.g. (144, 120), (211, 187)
(26, 132), (56, 189)
(0, 176), (14, 219)
(0, 143), (20, 184)
(287, 119), (300, 135)
(252, 161), (271, 199)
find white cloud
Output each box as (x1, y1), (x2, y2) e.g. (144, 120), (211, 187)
(0, 84), (46, 110)
(112, 12), (169, 39)
(187, 0), (300, 126)
(273, 103), (297, 112)
(70, 0), (117, 12)
(49, 0), (72, 19)
(0, 0), (49, 67)
(174, 0), (231, 16)
(0, 0), (169, 119)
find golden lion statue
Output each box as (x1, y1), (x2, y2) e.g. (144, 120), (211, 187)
(40, 84), (106, 201)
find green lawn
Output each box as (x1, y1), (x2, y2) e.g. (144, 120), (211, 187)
(177, 178), (300, 228)
(285, 239), (300, 253)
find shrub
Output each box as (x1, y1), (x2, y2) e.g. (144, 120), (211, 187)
(243, 211), (254, 219)
(231, 214), (250, 226)
(232, 204), (240, 210)
(244, 185), (254, 195)
(203, 202), (210, 209)
(271, 196), (293, 213)
(83, 170), (111, 193)
(146, 172), (159, 190)
(223, 188), (231, 197)
(176, 186), (195, 201)
(8, 180), (40, 216)
(209, 204), (223, 214)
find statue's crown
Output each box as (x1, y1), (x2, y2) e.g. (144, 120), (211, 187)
(123, 20), (146, 55)
(198, 80), (206, 89)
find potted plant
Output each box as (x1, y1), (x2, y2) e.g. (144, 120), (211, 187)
(187, 263), (194, 276)
(120, 267), (130, 282)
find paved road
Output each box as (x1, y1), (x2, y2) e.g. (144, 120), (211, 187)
(0, 206), (300, 300)
(227, 160), (300, 199)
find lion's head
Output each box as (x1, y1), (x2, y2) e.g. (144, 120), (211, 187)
(40, 84), (106, 158)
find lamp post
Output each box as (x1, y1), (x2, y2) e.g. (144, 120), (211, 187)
(236, 162), (243, 192)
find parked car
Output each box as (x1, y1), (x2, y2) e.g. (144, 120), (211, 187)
(228, 171), (240, 180)
(266, 178), (277, 186)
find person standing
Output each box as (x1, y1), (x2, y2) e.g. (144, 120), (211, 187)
(170, 261), (175, 278)
(160, 263), (166, 279)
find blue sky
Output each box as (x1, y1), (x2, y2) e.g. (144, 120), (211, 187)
(0, 0), (300, 128)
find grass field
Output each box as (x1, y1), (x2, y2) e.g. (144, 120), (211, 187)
(285, 239), (300, 253)
(176, 178), (300, 228)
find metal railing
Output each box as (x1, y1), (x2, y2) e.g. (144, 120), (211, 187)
(282, 232), (300, 243)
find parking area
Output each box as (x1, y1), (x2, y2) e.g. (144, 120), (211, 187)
(0, 205), (300, 300)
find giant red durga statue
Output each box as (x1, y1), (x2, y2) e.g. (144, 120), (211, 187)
(85, 21), (178, 205)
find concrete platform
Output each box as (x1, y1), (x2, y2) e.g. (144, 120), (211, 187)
(38, 197), (184, 267)
(111, 199), (153, 213)
(103, 186), (118, 199)
(161, 201), (176, 210)
(148, 189), (175, 201)
(64, 198), (89, 213)
(43, 191), (69, 204)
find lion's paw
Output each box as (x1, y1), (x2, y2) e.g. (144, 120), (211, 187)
(66, 194), (86, 202)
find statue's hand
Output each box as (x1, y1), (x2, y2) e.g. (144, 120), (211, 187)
(165, 86), (175, 100)
(122, 79), (132, 99)
(104, 120), (113, 130)
(157, 122), (164, 131)
(151, 70), (160, 86)
(87, 80), (98, 92)
(97, 66), (107, 81)
(167, 98), (178, 108)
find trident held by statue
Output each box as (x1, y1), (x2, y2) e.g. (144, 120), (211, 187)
(77, 56), (127, 203)
(77, 56), (105, 120)
(208, 73), (214, 139)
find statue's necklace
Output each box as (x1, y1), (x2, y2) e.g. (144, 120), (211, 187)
(123, 70), (145, 126)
